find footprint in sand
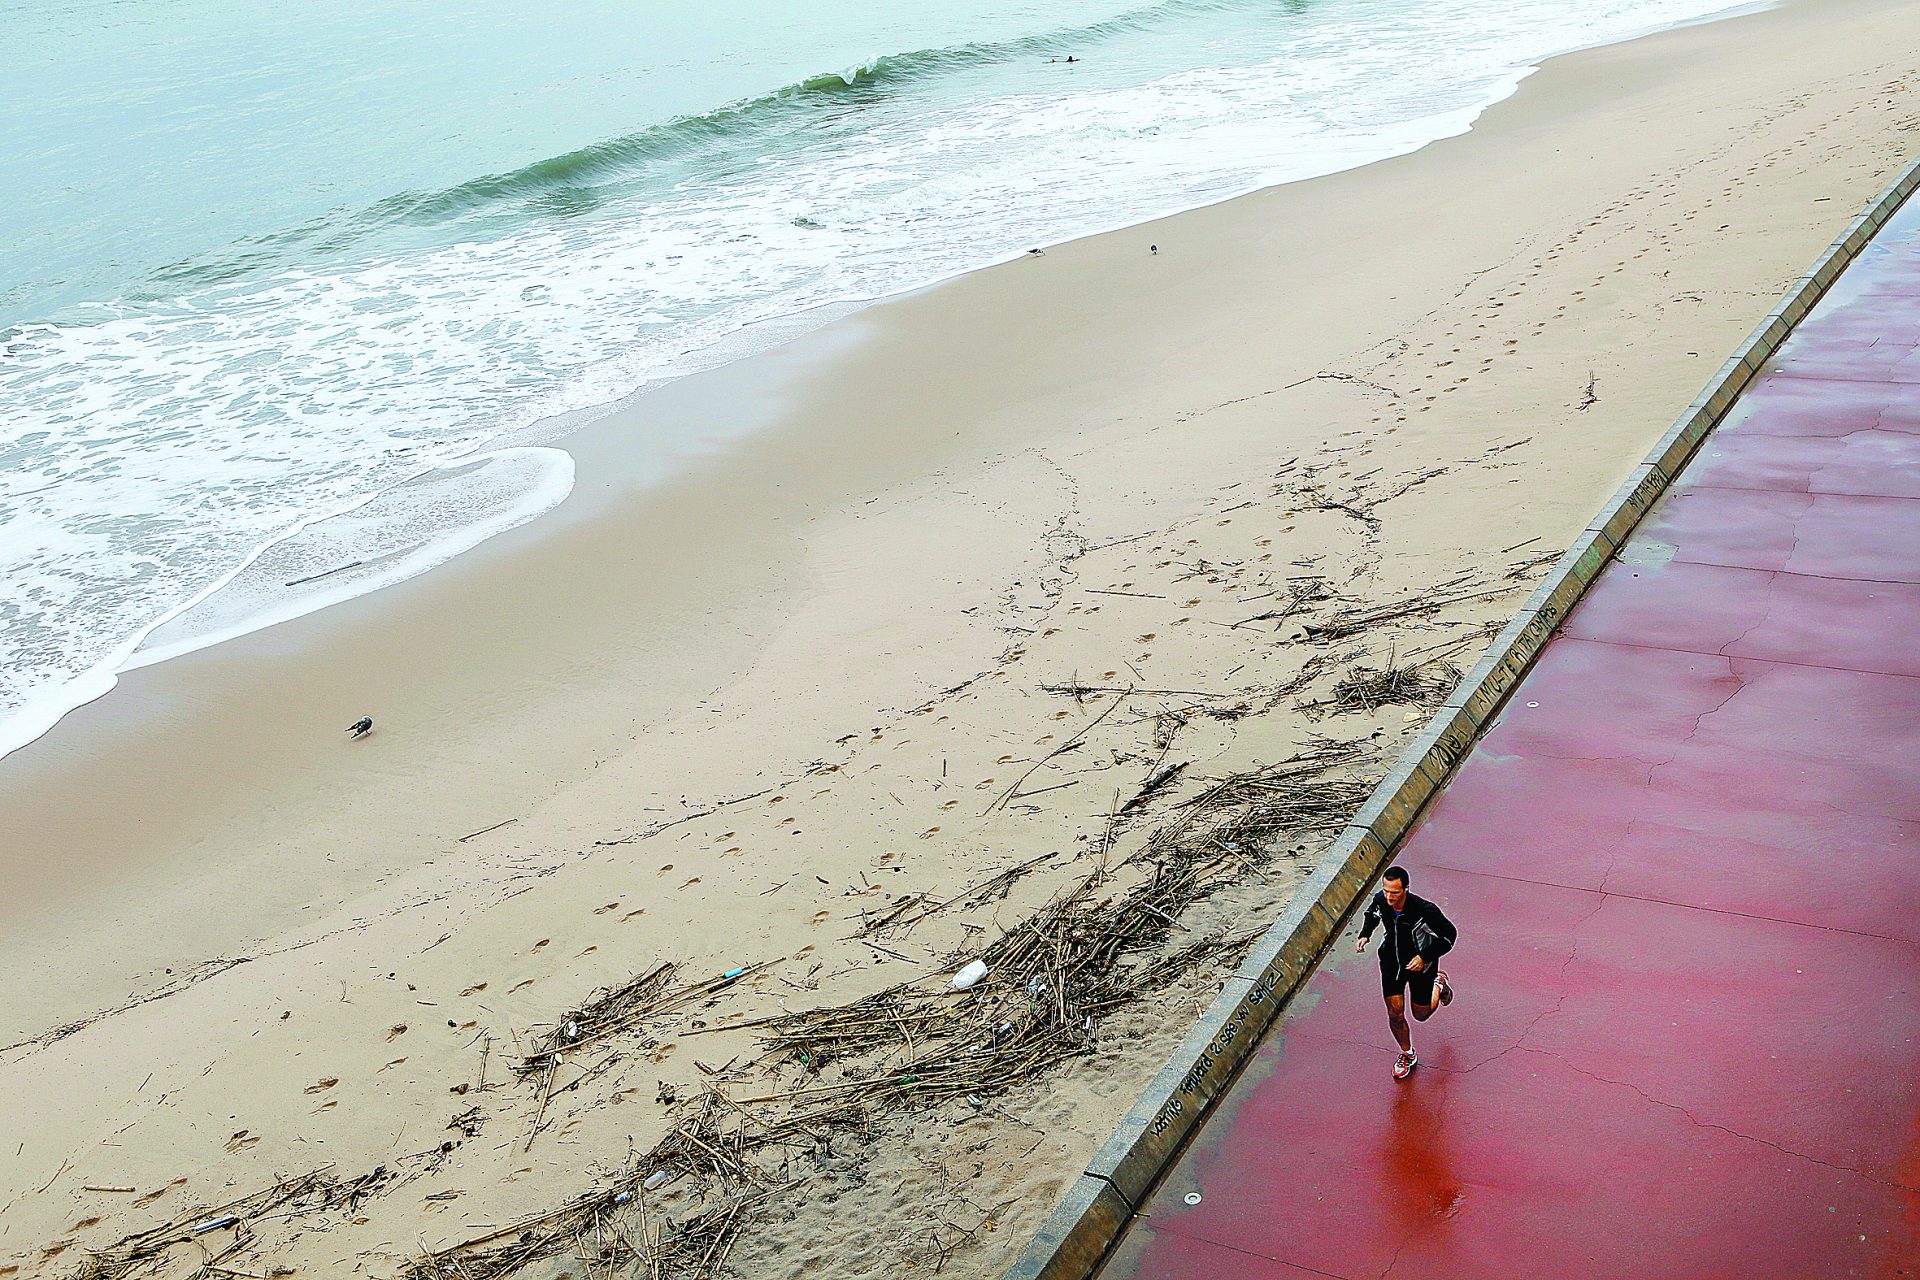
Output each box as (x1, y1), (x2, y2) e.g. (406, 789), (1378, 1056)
(593, 902), (620, 915)
(530, 938), (549, 952)
(778, 816), (795, 826)
(920, 827), (941, 839)
(580, 945), (598, 956)
(1136, 633), (1155, 643)
(623, 908), (646, 921)
(225, 1130), (259, 1153)
(387, 1024), (408, 1041)
(680, 877), (702, 889)
(657, 865), (674, 876)
(510, 978), (536, 993)
(380, 1058), (407, 1071)
(1051, 710), (1072, 720)
(768, 795), (785, 805)
(810, 911), (831, 925)
(69, 1216), (101, 1231)
(304, 1078), (339, 1094)
(460, 983), (488, 996)
(133, 1186), (170, 1207)
(314, 1100), (338, 1113)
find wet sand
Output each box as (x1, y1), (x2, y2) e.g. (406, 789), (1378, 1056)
(4, 0), (1919, 1275)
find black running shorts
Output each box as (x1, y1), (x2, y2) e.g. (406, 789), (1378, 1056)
(1381, 960), (1437, 1006)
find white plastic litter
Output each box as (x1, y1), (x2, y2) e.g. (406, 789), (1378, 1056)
(952, 959), (989, 990)
(643, 1170), (671, 1191)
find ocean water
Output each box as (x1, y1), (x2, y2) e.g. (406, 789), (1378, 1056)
(0, 0), (1752, 759)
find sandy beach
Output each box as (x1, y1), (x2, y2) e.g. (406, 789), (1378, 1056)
(5, 0), (1919, 1274)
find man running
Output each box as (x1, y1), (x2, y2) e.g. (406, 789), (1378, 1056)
(1355, 865), (1457, 1079)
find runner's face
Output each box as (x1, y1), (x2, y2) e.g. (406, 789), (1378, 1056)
(1383, 879), (1407, 910)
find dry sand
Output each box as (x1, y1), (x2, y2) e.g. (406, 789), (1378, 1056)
(5, 0), (1920, 1274)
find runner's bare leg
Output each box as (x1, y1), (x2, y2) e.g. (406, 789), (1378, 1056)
(1385, 993), (1412, 1050)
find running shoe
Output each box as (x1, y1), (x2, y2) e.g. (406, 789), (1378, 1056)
(1393, 1049), (1417, 1080)
(1437, 971), (1454, 1006)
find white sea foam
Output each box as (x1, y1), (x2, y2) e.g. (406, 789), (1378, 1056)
(0, 0), (1759, 761)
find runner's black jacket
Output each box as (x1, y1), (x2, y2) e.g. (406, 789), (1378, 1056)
(1358, 890), (1457, 975)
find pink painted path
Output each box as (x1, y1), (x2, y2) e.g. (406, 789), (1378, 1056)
(1099, 197), (1920, 1280)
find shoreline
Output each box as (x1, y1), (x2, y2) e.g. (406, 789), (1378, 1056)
(6, 0), (1920, 1275)
(0, 0), (1763, 769)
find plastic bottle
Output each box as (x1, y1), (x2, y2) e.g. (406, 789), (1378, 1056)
(952, 959), (989, 990)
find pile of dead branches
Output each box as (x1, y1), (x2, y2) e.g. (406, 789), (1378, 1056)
(408, 736), (1381, 1280)
(407, 1170), (786, 1280)
(1168, 739), (1377, 853)
(1300, 573), (1508, 642)
(75, 1157), (443, 1280)
(519, 962), (681, 1071)
(1307, 657), (1464, 717)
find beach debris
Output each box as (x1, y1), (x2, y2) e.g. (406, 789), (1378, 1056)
(1120, 760), (1188, 814)
(1576, 370), (1599, 411)
(71, 1151), (458, 1280)
(456, 817), (518, 843)
(286, 560), (365, 587)
(515, 960), (775, 1072)
(5, 956), (253, 1055)
(1304, 654), (1464, 718)
(851, 852), (1055, 939)
(1300, 574), (1507, 642)
(951, 960), (989, 991)
(404, 731), (1382, 1280)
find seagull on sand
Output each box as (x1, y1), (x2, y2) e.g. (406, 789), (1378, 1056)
(346, 716), (373, 739)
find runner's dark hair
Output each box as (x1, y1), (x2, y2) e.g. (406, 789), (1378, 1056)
(1382, 865), (1410, 887)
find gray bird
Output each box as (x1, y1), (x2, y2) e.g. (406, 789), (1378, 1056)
(346, 716), (373, 739)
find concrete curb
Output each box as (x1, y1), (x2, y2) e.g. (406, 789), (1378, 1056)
(1001, 152), (1920, 1280)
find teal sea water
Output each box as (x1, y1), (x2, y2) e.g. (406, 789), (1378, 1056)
(0, 0), (1750, 755)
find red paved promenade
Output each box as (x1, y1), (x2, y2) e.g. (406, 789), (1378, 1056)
(1099, 198), (1920, 1279)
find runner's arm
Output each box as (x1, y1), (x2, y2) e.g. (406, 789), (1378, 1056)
(1356, 896), (1382, 948)
(1419, 901), (1458, 962)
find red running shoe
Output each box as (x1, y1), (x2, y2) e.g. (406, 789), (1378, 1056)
(1393, 1050), (1418, 1080)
